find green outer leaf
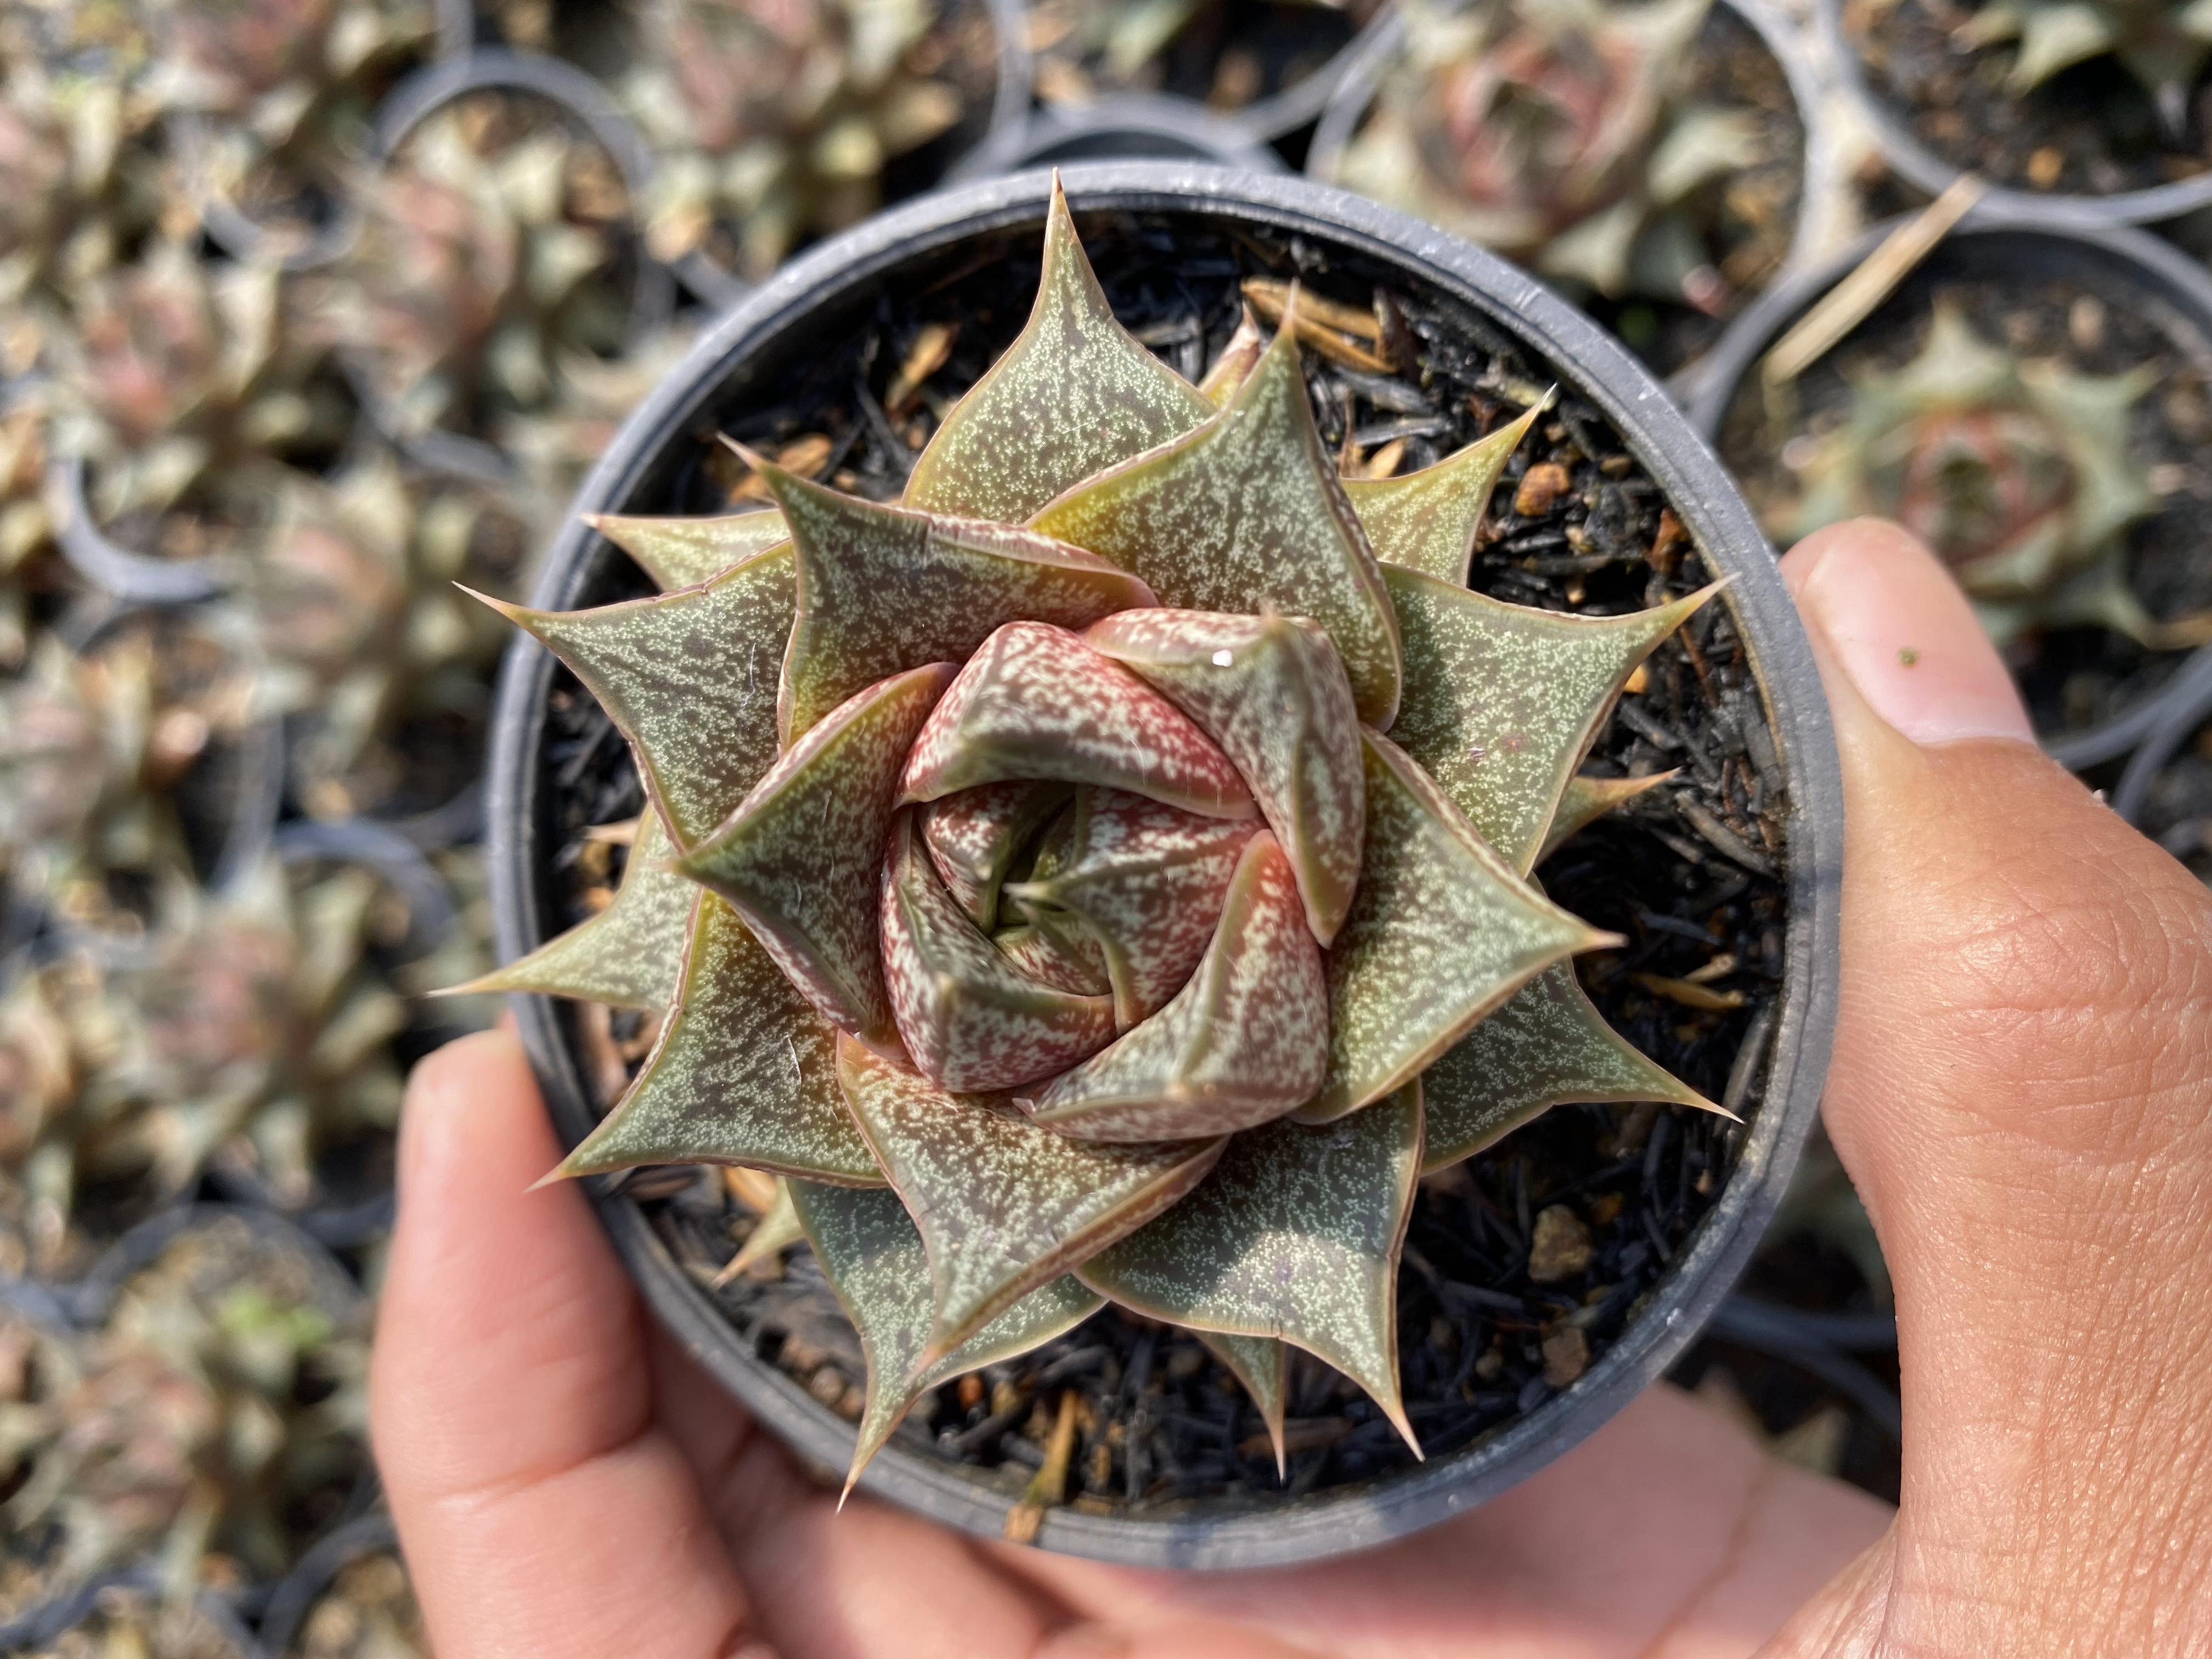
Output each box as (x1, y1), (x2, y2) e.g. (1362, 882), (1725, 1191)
(472, 546), (793, 849)
(678, 663), (955, 1049)
(1299, 732), (1609, 1123)
(919, 781), (1070, 927)
(444, 810), (690, 1009)
(1084, 608), (1364, 945)
(880, 812), (1117, 1092)
(1385, 566), (1719, 876)
(1539, 770), (1676, 865)
(896, 622), (1256, 821)
(1198, 1331), (1288, 1476)
(791, 1180), (1103, 1498)
(836, 1036), (1223, 1357)
(901, 178), (1212, 522)
(1029, 321), (1404, 727)
(1419, 961), (1720, 1172)
(557, 894), (884, 1186)
(760, 461), (1155, 741)
(1080, 1080), (1425, 1452)
(1342, 407), (1539, 586)
(1018, 832), (1329, 1142)
(584, 509), (789, 591)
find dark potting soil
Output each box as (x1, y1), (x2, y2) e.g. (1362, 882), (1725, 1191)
(1844, 0), (2212, 197)
(1717, 269), (2212, 741)
(529, 211), (1791, 1515)
(1030, 0), (1370, 114)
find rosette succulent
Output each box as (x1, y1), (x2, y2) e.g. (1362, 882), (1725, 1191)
(1958, 0), (2212, 115)
(1332, 0), (1766, 310)
(463, 187), (1726, 1487)
(1780, 302), (2164, 650)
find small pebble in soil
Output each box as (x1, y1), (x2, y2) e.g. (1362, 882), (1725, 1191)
(1528, 1205), (1596, 1284)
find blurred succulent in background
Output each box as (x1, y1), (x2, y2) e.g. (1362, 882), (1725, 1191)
(0, 1216), (369, 1606)
(1333, 0), (1763, 310)
(1959, 0), (2212, 125)
(467, 187), (1725, 1487)
(496, 321), (697, 524)
(1780, 302), (2169, 649)
(315, 92), (636, 446)
(0, 956), (128, 1273)
(1026, 0), (1374, 110)
(618, 0), (966, 277)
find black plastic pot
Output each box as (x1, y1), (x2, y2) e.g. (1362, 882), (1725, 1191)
(957, 92), (1290, 175)
(1304, 0), (1850, 340)
(2113, 649), (2212, 823)
(1816, 0), (2212, 229)
(256, 1511), (402, 1657)
(484, 163), (1842, 1567)
(1681, 211), (2212, 772)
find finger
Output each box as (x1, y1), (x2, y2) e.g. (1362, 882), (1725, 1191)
(371, 1030), (755, 1658)
(1776, 519), (2212, 1649)
(997, 1385), (1888, 1658)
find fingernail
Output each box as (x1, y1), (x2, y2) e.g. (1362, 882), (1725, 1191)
(1784, 520), (2035, 747)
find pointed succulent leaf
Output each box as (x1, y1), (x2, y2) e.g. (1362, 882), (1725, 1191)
(1003, 786), (1257, 1029)
(919, 781), (1069, 927)
(584, 509), (789, 591)
(557, 894), (884, 1186)
(760, 461), (1155, 740)
(472, 548), (794, 848)
(1539, 770), (1676, 864)
(1299, 732), (1610, 1123)
(1019, 832), (1329, 1141)
(446, 811), (691, 1009)
(792, 1180), (1102, 1496)
(1197, 307), (1266, 408)
(836, 1036), (1223, 1356)
(1198, 1332), (1289, 1476)
(992, 919), (1112, 997)
(1085, 608), (1364, 944)
(1342, 407), (1542, 585)
(722, 1176), (805, 1279)
(1386, 566), (1719, 876)
(881, 813), (1117, 1091)
(897, 622), (1255, 820)
(677, 664), (955, 1048)
(1030, 320), (1404, 727)
(1080, 1080), (1425, 1453)
(1421, 962), (1722, 1172)
(901, 179), (1213, 522)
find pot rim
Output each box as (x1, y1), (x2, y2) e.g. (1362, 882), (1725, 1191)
(1814, 0), (2212, 228)
(487, 161), (1842, 1568)
(1678, 208), (2212, 773)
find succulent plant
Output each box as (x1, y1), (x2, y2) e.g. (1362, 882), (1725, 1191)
(1780, 302), (2164, 650)
(1331, 0), (1764, 310)
(1957, 0), (2212, 118)
(460, 185), (1726, 1486)
(317, 93), (633, 445)
(616, 0), (966, 278)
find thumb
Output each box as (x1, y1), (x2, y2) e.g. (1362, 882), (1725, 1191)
(1778, 520), (2212, 1651)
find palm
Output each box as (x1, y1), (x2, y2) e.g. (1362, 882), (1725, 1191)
(372, 1031), (1884, 1659)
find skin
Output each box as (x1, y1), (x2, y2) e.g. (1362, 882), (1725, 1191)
(373, 520), (2212, 1658)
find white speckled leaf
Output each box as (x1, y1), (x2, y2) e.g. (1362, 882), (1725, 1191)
(725, 1176), (805, 1276)
(1420, 962), (1721, 1171)
(920, 781), (1069, 927)
(558, 893), (884, 1186)
(1029, 320), (1403, 727)
(1539, 771), (1677, 865)
(1003, 786), (1255, 1029)
(1298, 732), (1609, 1123)
(447, 810), (690, 1009)
(1080, 1080), (1425, 1452)
(1198, 1331), (1288, 1475)
(585, 508), (790, 591)
(760, 461), (1154, 740)
(474, 547), (793, 849)
(1197, 307), (1266, 408)
(1085, 608), (1364, 945)
(1386, 567), (1720, 876)
(1342, 408), (1539, 586)
(881, 812), (1116, 1091)
(897, 622), (1255, 820)
(991, 919), (1112, 997)
(836, 1036), (1223, 1356)
(678, 664), (955, 1048)
(1018, 832), (1329, 1142)
(791, 1180), (1102, 1496)
(901, 178), (1213, 521)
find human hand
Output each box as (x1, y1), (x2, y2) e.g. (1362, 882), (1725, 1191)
(370, 519), (2212, 1658)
